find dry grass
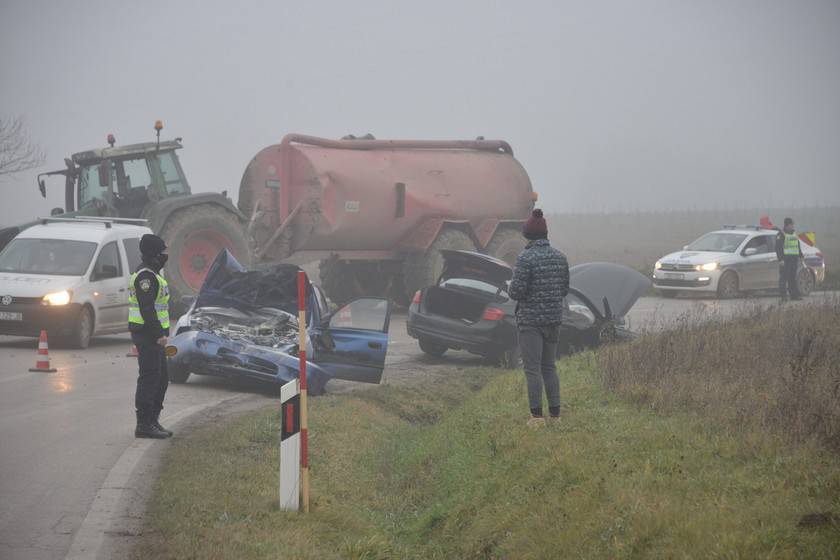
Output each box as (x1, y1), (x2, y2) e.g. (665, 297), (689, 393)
(599, 298), (840, 449)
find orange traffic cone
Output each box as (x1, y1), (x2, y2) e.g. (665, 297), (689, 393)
(126, 345), (139, 358)
(29, 330), (57, 373)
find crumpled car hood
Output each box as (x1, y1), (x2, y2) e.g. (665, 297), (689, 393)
(195, 249), (311, 314)
(570, 262), (651, 319)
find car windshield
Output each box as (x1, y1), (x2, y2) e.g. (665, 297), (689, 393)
(441, 277), (505, 297)
(686, 233), (747, 253)
(0, 238), (98, 275)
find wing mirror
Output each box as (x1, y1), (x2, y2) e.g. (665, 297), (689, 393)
(38, 177), (47, 198)
(743, 247), (758, 256)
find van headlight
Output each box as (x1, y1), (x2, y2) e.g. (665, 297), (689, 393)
(696, 262), (719, 272)
(42, 290), (72, 306)
(654, 261), (662, 270)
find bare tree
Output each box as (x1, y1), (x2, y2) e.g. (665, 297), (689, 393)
(0, 116), (45, 178)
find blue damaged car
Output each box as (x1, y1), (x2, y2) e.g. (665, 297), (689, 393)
(165, 250), (392, 395)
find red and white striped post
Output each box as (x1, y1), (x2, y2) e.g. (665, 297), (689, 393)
(297, 271), (310, 513)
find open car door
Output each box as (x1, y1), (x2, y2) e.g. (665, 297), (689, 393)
(312, 298), (391, 384)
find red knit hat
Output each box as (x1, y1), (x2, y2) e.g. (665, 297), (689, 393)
(523, 209), (547, 239)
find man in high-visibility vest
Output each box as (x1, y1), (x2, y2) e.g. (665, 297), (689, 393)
(775, 217), (804, 302)
(128, 234), (172, 439)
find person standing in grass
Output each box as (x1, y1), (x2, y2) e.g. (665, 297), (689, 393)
(508, 209), (569, 428)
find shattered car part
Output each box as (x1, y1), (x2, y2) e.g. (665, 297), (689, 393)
(188, 307), (299, 349)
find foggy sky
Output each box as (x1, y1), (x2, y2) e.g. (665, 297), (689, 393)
(1, 0), (839, 224)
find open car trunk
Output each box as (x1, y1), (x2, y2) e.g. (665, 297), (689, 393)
(422, 250), (512, 323)
(423, 285), (498, 323)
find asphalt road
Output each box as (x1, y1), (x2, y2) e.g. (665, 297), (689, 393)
(0, 291), (835, 559)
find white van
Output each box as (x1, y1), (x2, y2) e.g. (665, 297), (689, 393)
(0, 217), (153, 348)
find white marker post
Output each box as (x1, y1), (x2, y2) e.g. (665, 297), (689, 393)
(279, 378), (301, 511)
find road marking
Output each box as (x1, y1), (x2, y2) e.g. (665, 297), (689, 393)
(65, 394), (248, 560)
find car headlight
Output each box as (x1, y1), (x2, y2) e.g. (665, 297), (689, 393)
(42, 290), (71, 306)
(654, 261), (662, 270)
(696, 262), (719, 272)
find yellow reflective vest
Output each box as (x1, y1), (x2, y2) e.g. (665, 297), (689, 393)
(783, 233), (800, 256)
(128, 268), (170, 329)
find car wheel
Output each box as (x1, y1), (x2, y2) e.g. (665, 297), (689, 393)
(598, 322), (617, 345)
(419, 338), (447, 357)
(495, 345), (522, 369)
(716, 271), (739, 299)
(797, 268), (815, 297)
(308, 375), (328, 396)
(168, 359), (190, 384)
(67, 305), (94, 349)
(658, 289), (679, 298)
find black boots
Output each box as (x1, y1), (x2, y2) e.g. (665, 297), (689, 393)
(135, 412), (170, 439)
(153, 412), (174, 437)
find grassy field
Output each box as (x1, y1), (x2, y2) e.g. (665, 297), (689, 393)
(136, 311), (840, 559)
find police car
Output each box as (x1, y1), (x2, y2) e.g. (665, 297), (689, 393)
(0, 217), (153, 347)
(652, 225), (826, 298)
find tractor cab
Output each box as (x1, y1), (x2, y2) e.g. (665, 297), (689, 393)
(38, 136), (190, 220)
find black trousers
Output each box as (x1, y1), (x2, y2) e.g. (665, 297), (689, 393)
(132, 333), (169, 421)
(779, 256), (801, 299)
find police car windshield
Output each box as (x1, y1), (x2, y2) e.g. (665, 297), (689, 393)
(0, 238), (98, 275)
(686, 233), (747, 253)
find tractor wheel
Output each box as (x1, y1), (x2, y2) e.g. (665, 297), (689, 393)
(402, 229), (476, 298)
(485, 228), (526, 267)
(159, 205), (251, 317)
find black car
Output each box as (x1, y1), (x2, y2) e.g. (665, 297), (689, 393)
(406, 250), (651, 366)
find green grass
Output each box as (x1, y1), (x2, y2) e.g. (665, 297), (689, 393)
(137, 356), (840, 559)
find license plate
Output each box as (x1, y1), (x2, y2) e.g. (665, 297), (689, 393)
(0, 311), (23, 321)
(664, 273), (684, 280)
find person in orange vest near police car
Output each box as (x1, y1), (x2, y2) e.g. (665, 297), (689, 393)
(128, 234), (172, 439)
(775, 217), (804, 302)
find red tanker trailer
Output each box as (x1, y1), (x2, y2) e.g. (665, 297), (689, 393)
(238, 134), (536, 303)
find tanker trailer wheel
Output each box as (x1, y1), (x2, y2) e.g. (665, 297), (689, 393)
(160, 205), (251, 316)
(402, 228), (476, 298)
(319, 258), (394, 306)
(485, 228), (527, 267)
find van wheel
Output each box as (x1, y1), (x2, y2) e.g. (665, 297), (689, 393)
(716, 271), (739, 299)
(419, 338), (447, 357)
(68, 306), (93, 349)
(168, 360), (191, 383)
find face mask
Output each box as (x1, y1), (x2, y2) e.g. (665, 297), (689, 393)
(155, 253), (169, 268)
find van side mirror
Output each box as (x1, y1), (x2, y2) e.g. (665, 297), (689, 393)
(743, 247), (758, 256)
(94, 264), (119, 280)
(98, 163), (109, 187)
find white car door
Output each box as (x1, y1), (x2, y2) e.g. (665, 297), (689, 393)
(740, 235), (778, 290)
(89, 241), (128, 331)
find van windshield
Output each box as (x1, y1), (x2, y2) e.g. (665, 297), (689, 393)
(0, 238), (98, 275)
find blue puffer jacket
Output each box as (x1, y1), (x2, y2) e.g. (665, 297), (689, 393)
(508, 239), (569, 326)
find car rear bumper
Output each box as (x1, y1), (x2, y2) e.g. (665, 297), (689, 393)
(406, 309), (517, 356)
(0, 302), (82, 338)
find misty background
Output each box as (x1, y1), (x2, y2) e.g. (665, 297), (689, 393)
(1, 0), (839, 226)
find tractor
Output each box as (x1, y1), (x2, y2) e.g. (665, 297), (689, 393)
(0, 122), (251, 313)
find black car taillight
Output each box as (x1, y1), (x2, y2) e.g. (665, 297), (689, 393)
(482, 306), (505, 321)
